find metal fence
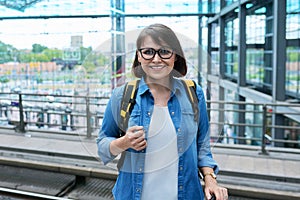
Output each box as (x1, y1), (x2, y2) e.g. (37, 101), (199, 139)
(0, 92), (299, 153)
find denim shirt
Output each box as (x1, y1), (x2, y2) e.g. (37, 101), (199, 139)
(97, 77), (219, 200)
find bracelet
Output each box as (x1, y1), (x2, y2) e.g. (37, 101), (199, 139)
(203, 172), (217, 179)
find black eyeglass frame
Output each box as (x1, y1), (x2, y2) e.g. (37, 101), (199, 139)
(138, 47), (174, 60)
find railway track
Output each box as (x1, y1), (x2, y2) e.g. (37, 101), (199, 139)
(0, 186), (69, 200)
(0, 134), (299, 200)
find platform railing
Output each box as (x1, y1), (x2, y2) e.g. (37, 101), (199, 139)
(0, 92), (299, 153)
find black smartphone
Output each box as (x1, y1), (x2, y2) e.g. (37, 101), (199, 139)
(210, 194), (216, 200)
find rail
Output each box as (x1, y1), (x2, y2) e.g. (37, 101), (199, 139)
(0, 92), (299, 154)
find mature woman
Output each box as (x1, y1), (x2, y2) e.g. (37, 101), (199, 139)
(97, 23), (228, 200)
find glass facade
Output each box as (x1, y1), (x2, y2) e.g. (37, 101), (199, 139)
(224, 19), (238, 78)
(286, 1), (300, 98)
(204, 0), (300, 147)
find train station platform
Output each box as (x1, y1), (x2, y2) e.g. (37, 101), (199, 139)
(0, 128), (299, 199)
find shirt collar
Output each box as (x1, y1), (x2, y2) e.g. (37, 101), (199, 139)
(137, 77), (183, 97)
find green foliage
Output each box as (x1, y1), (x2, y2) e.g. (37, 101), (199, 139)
(0, 41), (108, 73)
(19, 52), (50, 62)
(32, 43), (48, 53)
(0, 76), (9, 84)
(287, 47), (300, 62)
(0, 41), (17, 63)
(43, 48), (63, 60)
(82, 51), (109, 74)
(80, 46), (92, 63)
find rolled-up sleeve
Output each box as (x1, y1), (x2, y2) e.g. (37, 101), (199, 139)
(96, 87), (123, 165)
(196, 86), (219, 173)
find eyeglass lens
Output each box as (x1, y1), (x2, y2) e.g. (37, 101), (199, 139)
(139, 48), (173, 60)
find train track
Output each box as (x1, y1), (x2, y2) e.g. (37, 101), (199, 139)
(0, 186), (70, 200)
(0, 134), (299, 200)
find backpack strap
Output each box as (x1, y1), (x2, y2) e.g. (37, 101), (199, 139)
(118, 79), (140, 137)
(182, 79), (199, 123)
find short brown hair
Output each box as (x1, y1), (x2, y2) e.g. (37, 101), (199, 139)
(132, 23), (187, 78)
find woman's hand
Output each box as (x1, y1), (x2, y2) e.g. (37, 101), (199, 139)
(110, 126), (147, 155)
(204, 176), (228, 200)
(123, 126), (147, 151)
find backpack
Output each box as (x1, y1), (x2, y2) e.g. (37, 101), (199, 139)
(118, 79), (199, 136)
(116, 79), (199, 170)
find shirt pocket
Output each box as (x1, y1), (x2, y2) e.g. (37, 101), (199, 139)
(128, 109), (141, 127)
(181, 106), (198, 146)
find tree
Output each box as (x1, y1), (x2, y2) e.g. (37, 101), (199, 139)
(32, 43), (48, 53)
(0, 41), (17, 63)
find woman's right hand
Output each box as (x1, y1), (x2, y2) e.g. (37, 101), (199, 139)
(110, 126), (147, 155)
(123, 126), (147, 151)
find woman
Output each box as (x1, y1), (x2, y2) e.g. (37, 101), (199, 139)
(97, 23), (228, 200)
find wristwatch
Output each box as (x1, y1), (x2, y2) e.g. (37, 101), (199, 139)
(203, 172), (217, 179)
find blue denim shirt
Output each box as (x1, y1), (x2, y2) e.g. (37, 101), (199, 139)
(97, 77), (219, 200)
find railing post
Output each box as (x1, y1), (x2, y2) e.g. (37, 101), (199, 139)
(86, 96), (92, 138)
(17, 93), (26, 133)
(260, 105), (269, 155)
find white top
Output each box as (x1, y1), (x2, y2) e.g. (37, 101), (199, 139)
(141, 105), (178, 200)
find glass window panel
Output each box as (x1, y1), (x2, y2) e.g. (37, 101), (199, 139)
(286, 14), (300, 40)
(211, 51), (220, 75)
(0, 0), (110, 17)
(200, 0), (220, 13)
(211, 23), (220, 48)
(286, 47), (300, 97)
(246, 15), (266, 44)
(246, 49), (265, 86)
(225, 0), (238, 7)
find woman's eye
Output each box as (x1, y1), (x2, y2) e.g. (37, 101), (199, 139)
(160, 49), (171, 55)
(144, 49), (155, 55)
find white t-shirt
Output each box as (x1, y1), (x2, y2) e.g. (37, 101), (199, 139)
(141, 105), (178, 200)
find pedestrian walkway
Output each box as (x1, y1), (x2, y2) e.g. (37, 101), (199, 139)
(0, 128), (299, 199)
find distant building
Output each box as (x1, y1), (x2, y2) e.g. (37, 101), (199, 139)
(71, 35), (83, 48)
(0, 62), (59, 75)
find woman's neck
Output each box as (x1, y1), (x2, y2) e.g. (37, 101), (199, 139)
(145, 76), (171, 89)
(146, 77), (171, 107)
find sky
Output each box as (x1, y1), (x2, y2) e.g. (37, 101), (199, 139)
(0, 17), (199, 50)
(0, 0), (200, 50)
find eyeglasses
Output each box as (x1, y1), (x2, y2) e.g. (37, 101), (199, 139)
(138, 48), (174, 60)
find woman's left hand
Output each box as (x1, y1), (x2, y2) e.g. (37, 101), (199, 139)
(204, 176), (228, 200)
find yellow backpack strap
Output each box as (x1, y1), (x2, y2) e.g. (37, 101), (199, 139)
(182, 79), (199, 122)
(119, 79), (140, 136)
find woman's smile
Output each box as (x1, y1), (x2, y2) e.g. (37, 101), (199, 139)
(149, 65), (166, 70)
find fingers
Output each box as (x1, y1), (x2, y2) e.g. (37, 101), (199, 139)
(126, 126), (147, 151)
(205, 185), (228, 200)
(127, 126), (144, 137)
(212, 187), (228, 200)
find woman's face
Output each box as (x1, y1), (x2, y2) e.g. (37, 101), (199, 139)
(137, 36), (176, 83)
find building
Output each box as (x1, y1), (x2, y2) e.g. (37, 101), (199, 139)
(200, 0), (299, 147)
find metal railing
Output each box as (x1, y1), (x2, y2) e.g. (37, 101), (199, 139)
(0, 92), (299, 153)
(207, 100), (300, 153)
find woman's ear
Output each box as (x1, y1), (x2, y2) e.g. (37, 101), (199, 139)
(137, 51), (142, 63)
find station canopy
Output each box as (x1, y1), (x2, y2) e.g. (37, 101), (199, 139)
(0, 0), (202, 18)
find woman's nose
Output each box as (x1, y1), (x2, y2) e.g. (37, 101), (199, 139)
(152, 52), (161, 62)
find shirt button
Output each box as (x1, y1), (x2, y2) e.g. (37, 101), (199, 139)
(136, 188), (141, 193)
(178, 128), (181, 132)
(179, 148), (183, 152)
(180, 166), (183, 171)
(139, 167), (143, 172)
(147, 112), (151, 116)
(171, 111), (175, 115)
(179, 185), (183, 190)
